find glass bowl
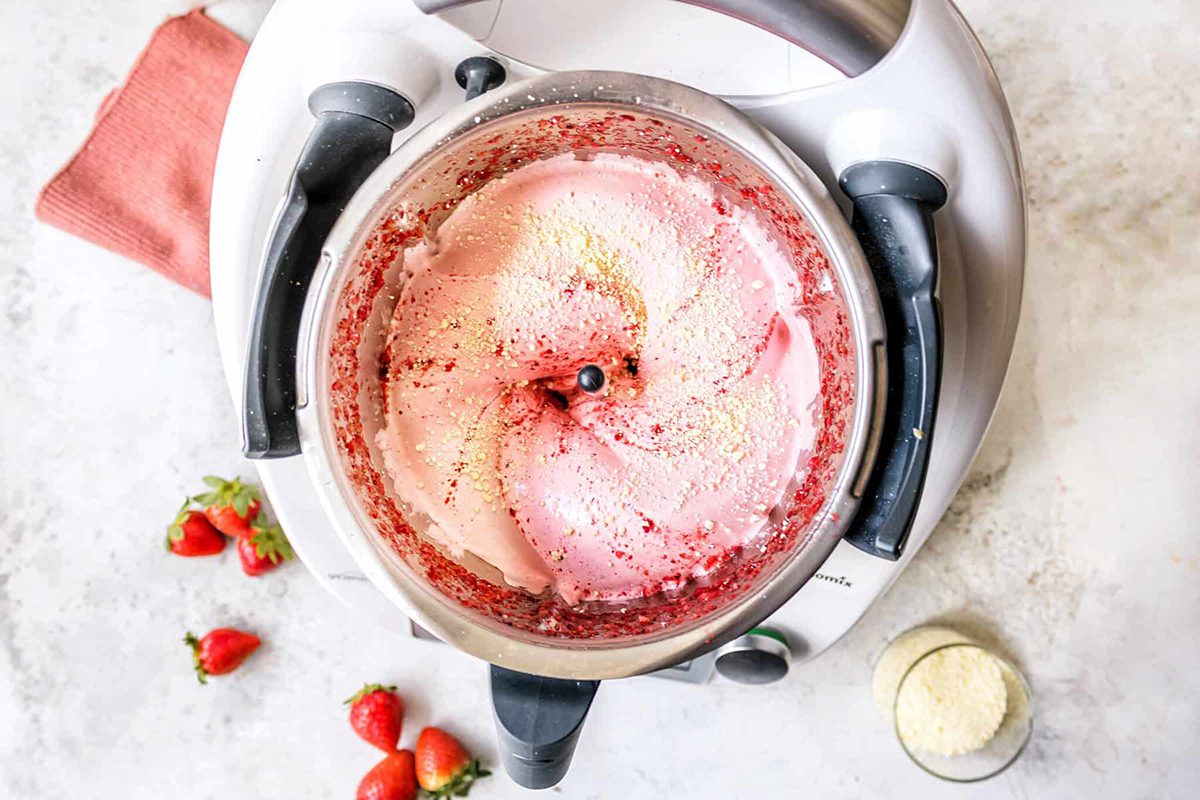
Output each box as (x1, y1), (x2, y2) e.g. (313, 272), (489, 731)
(892, 642), (1034, 782)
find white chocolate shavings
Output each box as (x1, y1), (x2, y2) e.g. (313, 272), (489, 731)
(895, 646), (1008, 757)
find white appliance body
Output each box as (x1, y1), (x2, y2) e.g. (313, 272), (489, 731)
(210, 0), (1023, 667)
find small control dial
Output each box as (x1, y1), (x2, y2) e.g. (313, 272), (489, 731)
(713, 628), (791, 684)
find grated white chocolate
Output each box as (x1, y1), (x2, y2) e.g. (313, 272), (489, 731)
(894, 645), (1009, 757)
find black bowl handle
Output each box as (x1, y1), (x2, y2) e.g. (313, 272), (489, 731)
(838, 161), (947, 560)
(242, 82), (414, 459)
(490, 666), (600, 790)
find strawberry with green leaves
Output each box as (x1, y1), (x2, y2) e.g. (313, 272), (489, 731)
(415, 727), (490, 798)
(237, 513), (295, 576)
(193, 476), (261, 538)
(183, 628), (261, 684)
(165, 500), (226, 557)
(346, 683), (405, 753)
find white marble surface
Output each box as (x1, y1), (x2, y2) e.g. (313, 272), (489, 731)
(2, 1), (1199, 797)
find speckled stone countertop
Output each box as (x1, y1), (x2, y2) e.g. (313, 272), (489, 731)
(2, 1), (1198, 797)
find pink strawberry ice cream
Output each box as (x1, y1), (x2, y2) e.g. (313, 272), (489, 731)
(377, 153), (821, 605)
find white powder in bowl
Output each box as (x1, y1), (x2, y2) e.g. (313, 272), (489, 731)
(872, 626), (972, 719)
(894, 646), (1008, 757)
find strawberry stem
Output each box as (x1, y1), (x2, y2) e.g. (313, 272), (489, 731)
(249, 523), (294, 563)
(183, 632), (208, 685)
(165, 498), (194, 544)
(193, 476), (262, 517)
(344, 683), (399, 705)
(430, 760), (490, 798)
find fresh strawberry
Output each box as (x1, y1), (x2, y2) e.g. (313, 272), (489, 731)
(357, 750), (418, 800)
(165, 501), (226, 557)
(193, 475), (261, 538)
(415, 727), (490, 798)
(237, 514), (295, 576)
(345, 683), (405, 753)
(183, 628), (261, 684)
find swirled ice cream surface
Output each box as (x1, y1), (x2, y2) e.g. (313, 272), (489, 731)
(377, 153), (820, 605)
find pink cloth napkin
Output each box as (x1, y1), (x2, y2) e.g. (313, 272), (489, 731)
(35, 9), (248, 297)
